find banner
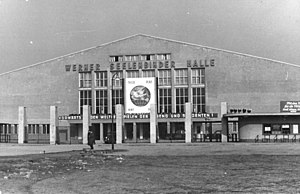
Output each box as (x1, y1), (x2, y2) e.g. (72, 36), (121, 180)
(125, 78), (156, 113)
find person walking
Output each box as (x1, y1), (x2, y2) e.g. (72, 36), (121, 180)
(88, 130), (95, 150)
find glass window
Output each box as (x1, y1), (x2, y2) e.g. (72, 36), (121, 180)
(43, 124), (50, 134)
(159, 88), (172, 113)
(79, 72), (92, 88)
(141, 54), (155, 61)
(263, 124), (272, 135)
(158, 70), (171, 86)
(192, 69), (205, 84)
(175, 69), (188, 85)
(176, 88), (188, 113)
(112, 89), (124, 114)
(95, 90), (108, 114)
(109, 56), (123, 62)
(142, 70), (155, 77)
(111, 71), (123, 87)
(124, 55), (138, 61)
(292, 124), (299, 134)
(79, 90), (92, 114)
(95, 71), (107, 87)
(127, 71), (139, 78)
(192, 88), (205, 113)
(157, 54), (171, 60)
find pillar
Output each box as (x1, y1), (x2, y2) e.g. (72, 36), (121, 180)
(139, 128), (144, 140)
(167, 122), (171, 134)
(100, 123), (104, 143)
(116, 104), (123, 144)
(133, 123), (137, 142)
(221, 102), (228, 142)
(18, 106), (26, 144)
(150, 104), (157, 143)
(82, 105), (91, 145)
(50, 106), (58, 145)
(185, 102), (192, 143)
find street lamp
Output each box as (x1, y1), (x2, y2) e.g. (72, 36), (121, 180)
(111, 73), (120, 151)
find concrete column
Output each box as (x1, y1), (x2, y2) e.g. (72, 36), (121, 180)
(139, 128), (144, 140)
(167, 122), (171, 134)
(82, 105), (90, 145)
(18, 106), (26, 144)
(221, 102), (228, 142)
(185, 102), (192, 143)
(100, 123), (104, 143)
(50, 106), (58, 145)
(133, 123), (137, 142)
(116, 104), (123, 144)
(150, 104), (157, 143)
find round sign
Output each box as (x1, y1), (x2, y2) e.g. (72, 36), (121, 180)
(130, 85), (151, 107)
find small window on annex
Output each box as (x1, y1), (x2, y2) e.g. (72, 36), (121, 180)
(141, 54), (155, 61)
(109, 56), (123, 62)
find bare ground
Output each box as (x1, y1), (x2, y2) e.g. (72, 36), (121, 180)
(0, 143), (300, 193)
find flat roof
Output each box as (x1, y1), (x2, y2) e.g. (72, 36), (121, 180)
(224, 112), (300, 118)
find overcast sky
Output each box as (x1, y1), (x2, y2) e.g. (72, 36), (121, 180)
(0, 0), (299, 74)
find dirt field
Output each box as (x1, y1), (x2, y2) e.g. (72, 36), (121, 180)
(0, 143), (300, 193)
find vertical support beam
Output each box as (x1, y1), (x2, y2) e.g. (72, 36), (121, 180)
(116, 104), (123, 144)
(50, 106), (58, 145)
(18, 106), (26, 144)
(139, 128), (144, 140)
(185, 102), (192, 143)
(167, 122), (171, 134)
(100, 123), (104, 143)
(150, 104), (157, 143)
(82, 105), (90, 145)
(133, 123), (137, 142)
(221, 102), (228, 142)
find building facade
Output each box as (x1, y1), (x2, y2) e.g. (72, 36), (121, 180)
(1, 34), (300, 144)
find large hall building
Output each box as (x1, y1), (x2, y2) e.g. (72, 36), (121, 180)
(1, 34), (300, 144)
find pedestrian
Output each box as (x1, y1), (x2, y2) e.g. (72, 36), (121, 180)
(88, 130), (95, 150)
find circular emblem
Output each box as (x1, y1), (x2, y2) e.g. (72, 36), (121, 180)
(130, 85), (151, 107)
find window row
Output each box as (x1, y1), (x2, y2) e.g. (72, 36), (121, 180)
(79, 87), (205, 114)
(109, 54), (171, 62)
(263, 124), (299, 135)
(0, 124), (50, 134)
(79, 69), (205, 88)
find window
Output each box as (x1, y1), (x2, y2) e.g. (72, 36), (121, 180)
(175, 69), (188, 85)
(127, 71), (139, 78)
(282, 124), (290, 134)
(111, 71), (123, 87)
(95, 90), (108, 114)
(141, 54), (155, 61)
(142, 70), (155, 77)
(292, 124), (299, 134)
(192, 69), (205, 84)
(109, 56), (123, 62)
(124, 55), (138, 61)
(263, 124), (272, 135)
(42, 124), (50, 134)
(95, 71), (107, 87)
(157, 54), (171, 60)
(79, 72), (92, 88)
(176, 88), (188, 113)
(159, 88), (172, 113)
(192, 88), (205, 113)
(79, 90), (92, 114)
(158, 70), (171, 86)
(112, 89), (123, 114)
